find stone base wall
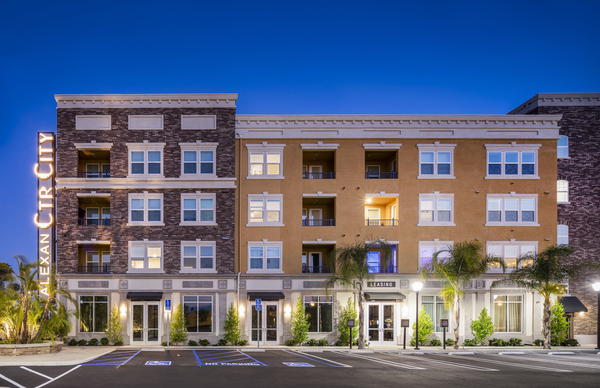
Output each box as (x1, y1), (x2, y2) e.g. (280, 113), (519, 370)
(0, 343), (62, 356)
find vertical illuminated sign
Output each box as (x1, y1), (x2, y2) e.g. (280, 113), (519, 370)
(34, 132), (55, 296)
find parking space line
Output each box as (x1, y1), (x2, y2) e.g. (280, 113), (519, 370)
(284, 350), (352, 367)
(201, 353), (245, 361)
(492, 354), (600, 370)
(395, 356), (497, 372)
(34, 365), (81, 388)
(236, 350), (267, 366)
(83, 350), (141, 366)
(193, 349), (266, 366)
(440, 355), (572, 373)
(193, 350), (202, 366)
(20, 367), (52, 380)
(331, 351), (426, 370)
(0, 373), (26, 388)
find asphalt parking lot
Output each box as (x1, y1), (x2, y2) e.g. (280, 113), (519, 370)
(2, 349), (600, 387)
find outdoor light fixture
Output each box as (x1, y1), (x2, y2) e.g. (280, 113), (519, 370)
(120, 304), (127, 316)
(239, 305), (245, 316)
(366, 198), (372, 204)
(593, 282), (600, 349)
(284, 305), (292, 315)
(412, 282), (423, 350)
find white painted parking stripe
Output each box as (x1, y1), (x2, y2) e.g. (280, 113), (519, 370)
(440, 355), (572, 373)
(0, 373), (26, 388)
(35, 365), (81, 388)
(20, 366), (52, 380)
(534, 355), (600, 362)
(291, 350), (352, 368)
(331, 351), (426, 370)
(396, 355), (498, 371)
(495, 354), (600, 370)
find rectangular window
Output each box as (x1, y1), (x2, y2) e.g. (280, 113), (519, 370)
(493, 295), (522, 333)
(486, 195), (538, 226)
(180, 143), (218, 177)
(418, 242), (452, 268)
(129, 193), (163, 225)
(485, 145), (539, 179)
(247, 195), (283, 226)
(247, 242), (282, 273)
(180, 193), (216, 225)
(418, 194), (454, 225)
(180, 242), (216, 272)
(422, 296), (450, 332)
(304, 296), (333, 333)
(487, 243), (536, 271)
(127, 144), (165, 177)
(128, 241), (163, 272)
(246, 144), (285, 179)
(79, 296), (108, 332)
(557, 136), (568, 158)
(183, 295), (213, 333)
(557, 180), (569, 203)
(417, 144), (456, 179)
(557, 225), (569, 245)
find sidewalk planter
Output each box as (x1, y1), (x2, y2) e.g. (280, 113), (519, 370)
(0, 343), (62, 356)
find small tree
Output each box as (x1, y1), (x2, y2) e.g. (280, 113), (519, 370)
(337, 297), (358, 345)
(105, 306), (124, 345)
(550, 301), (569, 346)
(223, 303), (241, 345)
(470, 307), (494, 345)
(410, 307), (434, 346)
(169, 304), (187, 345)
(291, 297), (310, 345)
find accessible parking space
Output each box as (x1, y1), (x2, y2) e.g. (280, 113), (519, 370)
(123, 350), (201, 367)
(193, 349), (266, 366)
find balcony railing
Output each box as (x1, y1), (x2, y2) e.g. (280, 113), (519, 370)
(302, 219), (336, 227)
(302, 172), (335, 179)
(365, 219), (399, 226)
(365, 172), (397, 179)
(78, 218), (111, 226)
(78, 171), (111, 178)
(78, 265), (110, 274)
(367, 265), (398, 274)
(302, 265), (332, 274)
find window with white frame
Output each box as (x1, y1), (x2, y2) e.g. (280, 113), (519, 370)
(128, 241), (163, 272)
(129, 193), (163, 225)
(180, 241), (216, 272)
(487, 242), (536, 271)
(247, 194), (283, 226)
(557, 225), (569, 245)
(127, 143), (165, 177)
(247, 241), (282, 273)
(418, 193), (454, 226)
(417, 144), (456, 179)
(79, 296), (108, 333)
(485, 144), (539, 178)
(422, 296), (450, 332)
(557, 136), (568, 158)
(557, 180), (569, 203)
(418, 241), (452, 268)
(180, 142), (217, 177)
(486, 194), (538, 226)
(180, 193), (216, 225)
(304, 296), (333, 333)
(493, 295), (522, 333)
(183, 295), (213, 332)
(246, 144), (285, 179)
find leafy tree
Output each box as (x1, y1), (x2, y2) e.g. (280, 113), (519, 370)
(492, 245), (596, 349)
(470, 307), (494, 345)
(291, 297), (310, 345)
(169, 304), (188, 345)
(223, 303), (241, 345)
(420, 241), (504, 350)
(43, 304), (73, 348)
(550, 301), (569, 346)
(104, 306), (124, 345)
(0, 262), (11, 290)
(325, 239), (392, 349)
(337, 297), (358, 345)
(410, 306), (434, 346)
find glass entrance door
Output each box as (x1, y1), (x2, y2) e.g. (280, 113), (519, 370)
(250, 302), (279, 345)
(131, 302), (161, 345)
(366, 303), (396, 346)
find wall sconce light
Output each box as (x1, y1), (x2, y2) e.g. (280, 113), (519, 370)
(510, 182), (514, 185)
(356, 187), (360, 190)
(356, 234), (360, 237)
(475, 191), (480, 194)
(579, 311), (586, 317)
(239, 305), (245, 316)
(284, 305), (291, 316)
(366, 198), (372, 204)
(342, 187), (346, 190)
(544, 191), (550, 194)
(120, 304), (127, 316)
(545, 238), (551, 241)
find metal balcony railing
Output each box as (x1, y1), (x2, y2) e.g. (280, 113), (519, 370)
(78, 171), (111, 178)
(365, 172), (397, 179)
(302, 219), (336, 227)
(78, 265), (110, 274)
(78, 218), (111, 226)
(367, 265), (398, 274)
(365, 219), (399, 226)
(302, 172), (335, 179)
(302, 265), (332, 274)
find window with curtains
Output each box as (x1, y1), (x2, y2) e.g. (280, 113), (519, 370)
(493, 295), (522, 333)
(304, 296), (333, 332)
(422, 296), (450, 332)
(557, 180), (569, 203)
(183, 295), (213, 332)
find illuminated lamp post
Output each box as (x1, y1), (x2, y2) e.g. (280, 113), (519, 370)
(412, 282), (423, 350)
(593, 282), (600, 350)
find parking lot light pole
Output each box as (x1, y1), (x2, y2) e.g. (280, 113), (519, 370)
(412, 282), (423, 350)
(593, 282), (600, 350)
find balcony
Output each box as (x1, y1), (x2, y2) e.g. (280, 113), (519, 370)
(78, 264), (111, 274)
(302, 197), (335, 227)
(78, 171), (110, 178)
(365, 150), (397, 179)
(303, 171), (335, 179)
(365, 171), (397, 179)
(365, 196), (399, 226)
(366, 247), (398, 274)
(302, 150), (335, 179)
(367, 265), (398, 274)
(302, 219), (335, 227)
(78, 195), (110, 227)
(78, 149), (110, 178)
(302, 265), (332, 274)
(78, 243), (110, 274)
(365, 219), (398, 226)
(78, 218), (111, 226)
(302, 244), (334, 274)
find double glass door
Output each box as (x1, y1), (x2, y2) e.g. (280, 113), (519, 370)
(251, 302), (279, 345)
(366, 303), (395, 345)
(132, 302), (160, 345)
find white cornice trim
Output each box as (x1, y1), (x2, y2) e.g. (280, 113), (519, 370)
(300, 142), (339, 150)
(363, 141), (401, 150)
(509, 93), (600, 114)
(76, 239), (110, 245)
(302, 240), (337, 245)
(179, 141), (219, 147)
(76, 192), (111, 198)
(56, 178), (236, 190)
(74, 142), (113, 150)
(302, 192), (337, 197)
(366, 192), (400, 197)
(55, 94), (238, 109)
(485, 143), (541, 150)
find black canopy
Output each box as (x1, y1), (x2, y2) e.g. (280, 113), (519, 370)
(364, 292), (406, 301)
(247, 292), (285, 301)
(126, 292), (163, 301)
(559, 296), (588, 313)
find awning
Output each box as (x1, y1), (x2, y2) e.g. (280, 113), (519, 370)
(126, 292), (163, 301)
(247, 292), (285, 301)
(364, 292), (406, 301)
(560, 296), (588, 313)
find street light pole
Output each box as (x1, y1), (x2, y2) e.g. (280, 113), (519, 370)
(412, 282), (423, 350)
(593, 283), (600, 350)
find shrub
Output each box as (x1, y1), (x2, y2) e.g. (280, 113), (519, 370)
(105, 306), (124, 345)
(317, 339), (329, 347)
(410, 307), (434, 346)
(218, 339), (227, 346)
(488, 338), (508, 346)
(77, 339), (87, 346)
(429, 339), (442, 346)
(100, 337), (109, 346)
(199, 339), (210, 346)
(223, 303), (241, 345)
(463, 338), (478, 346)
(161, 342), (170, 346)
(114, 340), (123, 346)
(337, 298), (358, 346)
(335, 339), (346, 346)
(88, 338), (99, 346)
(508, 338), (522, 346)
(291, 298), (310, 345)
(169, 304), (188, 345)
(445, 338), (454, 347)
(306, 339), (319, 346)
(237, 339), (248, 346)
(285, 339), (297, 346)
(550, 301), (569, 347)
(62, 337), (69, 344)
(533, 339), (544, 346)
(470, 307), (494, 345)
(188, 340), (198, 346)
(562, 338), (579, 346)
(68, 339), (77, 346)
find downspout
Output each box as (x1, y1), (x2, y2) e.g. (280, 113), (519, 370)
(236, 133), (243, 314)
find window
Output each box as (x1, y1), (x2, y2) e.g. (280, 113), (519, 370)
(487, 242), (536, 271)
(180, 241), (216, 273)
(418, 193), (454, 226)
(557, 136), (568, 158)
(180, 143), (217, 177)
(304, 296), (333, 332)
(79, 296), (108, 332)
(180, 193), (216, 225)
(127, 143), (165, 177)
(418, 241), (452, 268)
(485, 144), (540, 179)
(486, 194), (538, 226)
(247, 194), (283, 226)
(557, 225), (569, 245)
(417, 143), (456, 179)
(557, 180), (569, 203)
(129, 193), (163, 225)
(183, 295), (213, 332)
(493, 295), (522, 333)
(128, 241), (163, 272)
(422, 296), (450, 332)
(246, 144), (285, 179)
(247, 241), (283, 273)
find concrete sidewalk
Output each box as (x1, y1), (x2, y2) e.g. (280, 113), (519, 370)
(0, 346), (116, 366)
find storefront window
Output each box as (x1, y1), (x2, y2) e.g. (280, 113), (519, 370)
(494, 295), (522, 332)
(183, 295), (212, 332)
(304, 296), (333, 332)
(79, 296), (108, 332)
(422, 296), (450, 332)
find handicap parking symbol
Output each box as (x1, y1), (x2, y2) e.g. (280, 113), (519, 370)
(283, 362), (314, 367)
(145, 361), (171, 365)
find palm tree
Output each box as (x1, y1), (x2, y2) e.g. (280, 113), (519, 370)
(325, 239), (392, 349)
(491, 245), (595, 349)
(420, 240), (504, 350)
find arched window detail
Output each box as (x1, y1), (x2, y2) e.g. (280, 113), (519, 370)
(557, 180), (569, 203)
(557, 225), (569, 245)
(557, 136), (569, 158)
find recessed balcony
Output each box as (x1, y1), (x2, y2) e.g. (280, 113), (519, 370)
(78, 243), (110, 274)
(302, 150), (335, 179)
(302, 197), (335, 227)
(78, 149), (110, 178)
(365, 150), (397, 179)
(302, 244), (334, 273)
(78, 196), (110, 226)
(365, 196), (398, 226)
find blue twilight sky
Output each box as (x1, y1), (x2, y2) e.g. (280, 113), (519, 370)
(0, 0), (599, 270)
